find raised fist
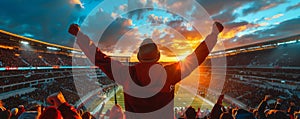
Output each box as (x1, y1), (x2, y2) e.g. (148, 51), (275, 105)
(264, 95), (272, 101)
(217, 94), (225, 104)
(68, 24), (80, 36)
(212, 22), (224, 34)
(47, 92), (67, 108)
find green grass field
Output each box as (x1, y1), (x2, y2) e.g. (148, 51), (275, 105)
(100, 85), (214, 113)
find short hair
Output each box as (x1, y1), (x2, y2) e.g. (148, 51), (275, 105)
(185, 107), (196, 119)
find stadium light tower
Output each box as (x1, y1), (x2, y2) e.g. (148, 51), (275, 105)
(20, 40), (33, 51)
(20, 41), (29, 45)
(47, 46), (60, 51)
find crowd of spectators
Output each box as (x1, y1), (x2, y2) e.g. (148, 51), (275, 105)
(221, 79), (297, 108)
(0, 48), (91, 67)
(0, 70), (65, 87)
(0, 70), (299, 118)
(194, 66), (300, 112)
(1, 91), (299, 119)
(0, 68), (114, 110)
(171, 94), (300, 119)
(206, 43), (300, 67)
(0, 48), (27, 67)
(1, 67), (299, 119)
(0, 75), (118, 119)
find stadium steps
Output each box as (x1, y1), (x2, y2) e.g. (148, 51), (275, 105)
(41, 58), (51, 66)
(236, 92), (251, 100)
(19, 57), (30, 66)
(0, 87), (37, 100)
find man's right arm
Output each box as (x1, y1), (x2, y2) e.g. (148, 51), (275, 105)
(68, 24), (123, 81)
(75, 32), (116, 80)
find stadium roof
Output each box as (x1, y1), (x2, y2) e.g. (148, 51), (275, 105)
(224, 34), (300, 51)
(0, 30), (81, 52)
(210, 34), (300, 58)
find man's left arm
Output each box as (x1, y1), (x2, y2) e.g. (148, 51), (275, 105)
(179, 22), (223, 79)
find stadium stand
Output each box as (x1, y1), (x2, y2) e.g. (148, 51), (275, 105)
(0, 30), (300, 119)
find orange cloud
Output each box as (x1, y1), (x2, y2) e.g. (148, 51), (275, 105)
(122, 19), (133, 26)
(220, 25), (247, 39)
(259, 22), (269, 26)
(261, 3), (277, 10)
(265, 14), (284, 21)
(69, 0), (83, 8)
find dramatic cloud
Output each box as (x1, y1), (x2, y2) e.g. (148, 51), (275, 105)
(262, 17), (300, 36)
(264, 14), (284, 21)
(196, 0), (251, 15)
(80, 8), (134, 52)
(224, 21), (249, 29)
(166, 20), (202, 40)
(199, 0), (300, 50)
(99, 18), (133, 46)
(0, 0), (86, 46)
(242, 0), (286, 15)
(70, 0), (84, 8)
(147, 14), (169, 24)
(222, 17), (300, 49)
(286, 2), (300, 11)
(220, 22), (249, 39)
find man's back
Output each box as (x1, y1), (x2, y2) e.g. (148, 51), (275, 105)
(122, 62), (181, 118)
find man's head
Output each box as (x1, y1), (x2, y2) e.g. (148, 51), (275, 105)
(290, 101), (295, 106)
(185, 107), (196, 119)
(137, 38), (160, 63)
(277, 98), (283, 103)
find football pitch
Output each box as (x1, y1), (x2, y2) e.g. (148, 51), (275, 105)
(101, 85), (214, 113)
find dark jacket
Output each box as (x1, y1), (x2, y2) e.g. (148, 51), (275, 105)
(58, 103), (82, 119)
(257, 100), (289, 119)
(257, 100), (268, 119)
(210, 103), (225, 119)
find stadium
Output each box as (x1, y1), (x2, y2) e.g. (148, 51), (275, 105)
(1, 0), (300, 119)
(1, 29), (300, 118)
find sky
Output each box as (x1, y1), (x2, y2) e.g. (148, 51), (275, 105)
(0, 0), (300, 61)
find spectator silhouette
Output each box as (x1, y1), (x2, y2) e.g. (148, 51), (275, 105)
(220, 112), (234, 119)
(82, 111), (94, 119)
(210, 94), (226, 119)
(10, 108), (18, 119)
(274, 98), (283, 110)
(257, 95), (289, 119)
(235, 109), (255, 119)
(69, 22), (224, 118)
(16, 105), (25, 117)
(185, 106), (197, 119)
(0, 100), (11, 119)
(39, 106), (63, 119)
(0, 109), (11, 119)
(288, 101), (298, 119)
(46, 92), (82, 119)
